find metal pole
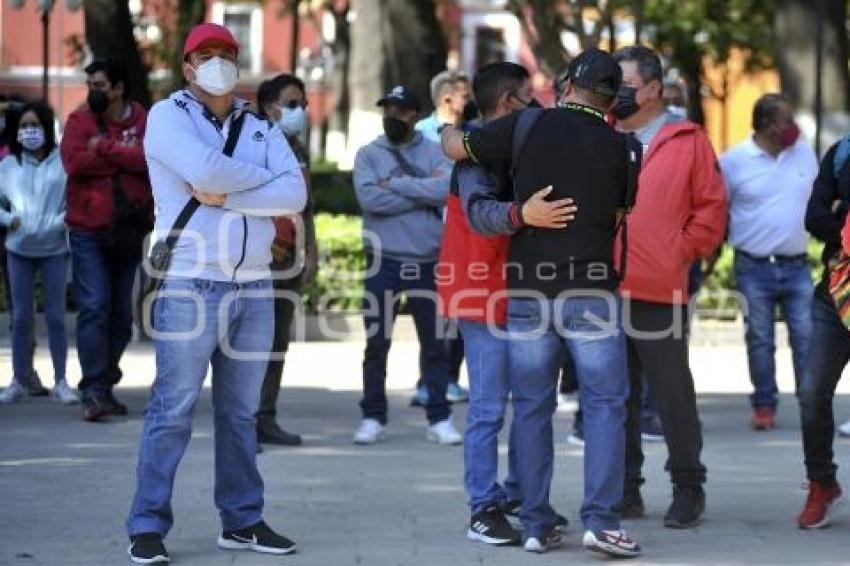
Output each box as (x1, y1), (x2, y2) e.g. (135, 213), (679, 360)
(814, 0), (825, 155)
(41, 8), (49, 102)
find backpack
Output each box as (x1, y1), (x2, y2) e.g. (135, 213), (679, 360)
(827, 134), (850, 326)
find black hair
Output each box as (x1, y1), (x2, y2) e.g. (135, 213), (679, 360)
(752, 93), (791, 131)
(472, 62), (530, 117)
(256, 74), (306, 119)
(84, 58), (130, 99)
(613, 45), (663, 86)
(8, 100), (56, 163)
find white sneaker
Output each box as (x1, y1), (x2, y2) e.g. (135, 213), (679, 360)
(838, 420), (850, 438)
(524, 531), (564, 554)
(353, 419), (386, 444)
(53, 380), (80, 405)
(426, 419), (462, 445)
(0, 381), (25, 404)
(582, 528), (641, 558)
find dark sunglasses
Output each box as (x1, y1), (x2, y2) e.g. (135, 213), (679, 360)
(279, 99), (308, 110)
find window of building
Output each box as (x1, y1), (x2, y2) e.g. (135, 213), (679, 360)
(211, 2), (263, 75)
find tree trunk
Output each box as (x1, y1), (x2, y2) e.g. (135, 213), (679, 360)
(165, 0), (207, 94)
(324, 0), (351, 163)
(83, 0), (151, 106)
(775, 0), (850, 149)
(344, 0), (446, 165)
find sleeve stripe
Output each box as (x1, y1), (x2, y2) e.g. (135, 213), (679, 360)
(462, 133), (479, 164)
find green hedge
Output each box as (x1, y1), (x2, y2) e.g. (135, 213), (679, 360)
(311, 161), (359, 215)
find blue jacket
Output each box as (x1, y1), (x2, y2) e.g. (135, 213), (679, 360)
(0, 149), (68, 257)
(352, 132), (451, 262)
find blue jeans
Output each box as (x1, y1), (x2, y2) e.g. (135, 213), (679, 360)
(360, 254), (450, 425)
(70, 231), (139, 398)
(458, 319), (520, 513)
(7, 252), (68, 384)
(127, 277), (274, 536)
(734, 252), (813, 408)
(800, 292), (850, 485)
(507, 295), (628, 537)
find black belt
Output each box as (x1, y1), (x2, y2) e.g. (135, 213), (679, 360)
(735, 249), (807, 263)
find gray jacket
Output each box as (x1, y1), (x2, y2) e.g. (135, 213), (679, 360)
(0, 149), (68, 257)
(352, 132), (451, 262)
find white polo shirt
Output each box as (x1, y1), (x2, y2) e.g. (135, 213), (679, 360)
(719, 135), (818, 257)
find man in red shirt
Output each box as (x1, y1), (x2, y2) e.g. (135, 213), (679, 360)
(60, 58), (153, 422)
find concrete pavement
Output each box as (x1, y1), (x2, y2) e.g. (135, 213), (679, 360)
(2, 328), (850, 564)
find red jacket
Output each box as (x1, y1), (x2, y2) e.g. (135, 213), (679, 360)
(60, 102), (152, 232)
(437, 193), (510, 325)
(618, 122), (727, 304)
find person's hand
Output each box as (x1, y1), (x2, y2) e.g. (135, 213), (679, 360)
(87, 136), (101, 150)
(521, 186), (577, 229)
(271, 242), (288, 264)
(378, 178), (390, 189)
(302, 243), (319, 285)
(9, 217), (21, 232)
(193, 191), (226, 207)
(431, 169), (446, 178)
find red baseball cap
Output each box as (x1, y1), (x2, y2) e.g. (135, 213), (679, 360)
(183, 23), (240, 58)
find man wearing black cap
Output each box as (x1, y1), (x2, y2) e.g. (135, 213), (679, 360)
(442, 49), (642, 557)
(351, 85), (462, 446)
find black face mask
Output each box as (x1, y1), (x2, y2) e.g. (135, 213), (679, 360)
(462, 100), (479, 124)
(613, 86), (640, 120)
(87, 90), (110, 114)
(383, 117), (411, 144)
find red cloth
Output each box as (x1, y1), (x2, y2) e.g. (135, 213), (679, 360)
(436, 193), (510, 325)
(617, 122), (728, 304)
(60, 102), (152, 233)
(273, 163), (309, 248)
(841, 213), (850, 255)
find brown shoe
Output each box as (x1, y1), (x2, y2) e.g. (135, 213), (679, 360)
(751, 407), (775, 431)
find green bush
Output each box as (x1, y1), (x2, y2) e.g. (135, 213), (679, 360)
(311, 162), (359, 215)
(303, 213), (365, 313)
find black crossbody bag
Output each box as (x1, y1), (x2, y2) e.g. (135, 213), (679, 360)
(135, 112), (247, 330)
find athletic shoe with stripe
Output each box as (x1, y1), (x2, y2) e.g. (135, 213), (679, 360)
(467, 506), (521, 546)
(582, 528), (641, 558)
(127, 533), (169, 564)
(218, 520), (297, 555)
(523, 529), (564, 554)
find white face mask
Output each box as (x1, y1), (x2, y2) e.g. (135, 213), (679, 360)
(192, 57), (238, 96)
(278, 105), (307, 136)
(668, 105), (687, 119)
(17, 126), (45, 152)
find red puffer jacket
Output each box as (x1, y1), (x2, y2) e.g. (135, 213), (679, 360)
(618, 122), (728, 304)
(437, 193), (510, 325)
(60, 102), (152, 233)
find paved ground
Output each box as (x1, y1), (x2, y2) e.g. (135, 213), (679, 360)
(2, 325), (850, 565)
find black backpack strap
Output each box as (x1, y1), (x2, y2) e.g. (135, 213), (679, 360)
(510, 108), (544, 182)
(160, 111), (248, 257)
(615, 133), (644, 281)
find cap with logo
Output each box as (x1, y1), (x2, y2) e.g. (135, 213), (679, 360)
(376, 85), (422, 113)
(568, 48), (622, 97)
(184, 23), (241, 58)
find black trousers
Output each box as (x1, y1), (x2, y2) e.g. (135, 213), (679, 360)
(800, 292), (850, 485)
(256, 264), (302, 427)
(624, 299), (707, 491)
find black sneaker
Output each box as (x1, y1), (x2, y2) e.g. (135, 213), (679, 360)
(664, 486), (705, 529)
(641, 415), (665, 443)
(257, 421), (303, 446)
(25, 370), (49, 397)
(81, 396), (110, 422)
(104, 390), (128, 416)
(502, 500), (569, 531)
(128, 533), (169, 564)
(615, 488), (645, 519)
(218, 520), (297, 555)
(467, 506), (521, 546)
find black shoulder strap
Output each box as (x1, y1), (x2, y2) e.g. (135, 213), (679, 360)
(510, 108), (544, 181)
(162, 111), (248, 250)
(615, 132), (644, 282)
(385, 146), (428, 178)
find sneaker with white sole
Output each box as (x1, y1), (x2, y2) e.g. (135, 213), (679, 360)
(53, 380), (80, 405)
(128, 533), (170, 564)
(427, 419), (462, 445)
(467, 506), (521, 545)
(0, 380), (25, 404)
(353, 419), (386, 444)
(838, 420), (850, 438)
(582, 528), (641, 558)
(446, 382), (469, 403)
(218, 520), (296, 555)
(524, 529), (564, 554)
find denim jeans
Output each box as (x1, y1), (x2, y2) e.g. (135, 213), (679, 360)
(7, 252), (68, 384)
(734, 252), (813, 408)
(127, 277), (274, 536)
(800, 292), (850, 485)
(458, 318), (520, 514)
(70, 231), (140, 398)
(507, 294), (628, 538)
(360, 254), (451, 425)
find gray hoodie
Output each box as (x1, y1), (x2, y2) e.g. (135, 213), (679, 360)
(144, 91), (307, 282)
(0, 149), (67, 257)
(352, 132), (451, 262)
